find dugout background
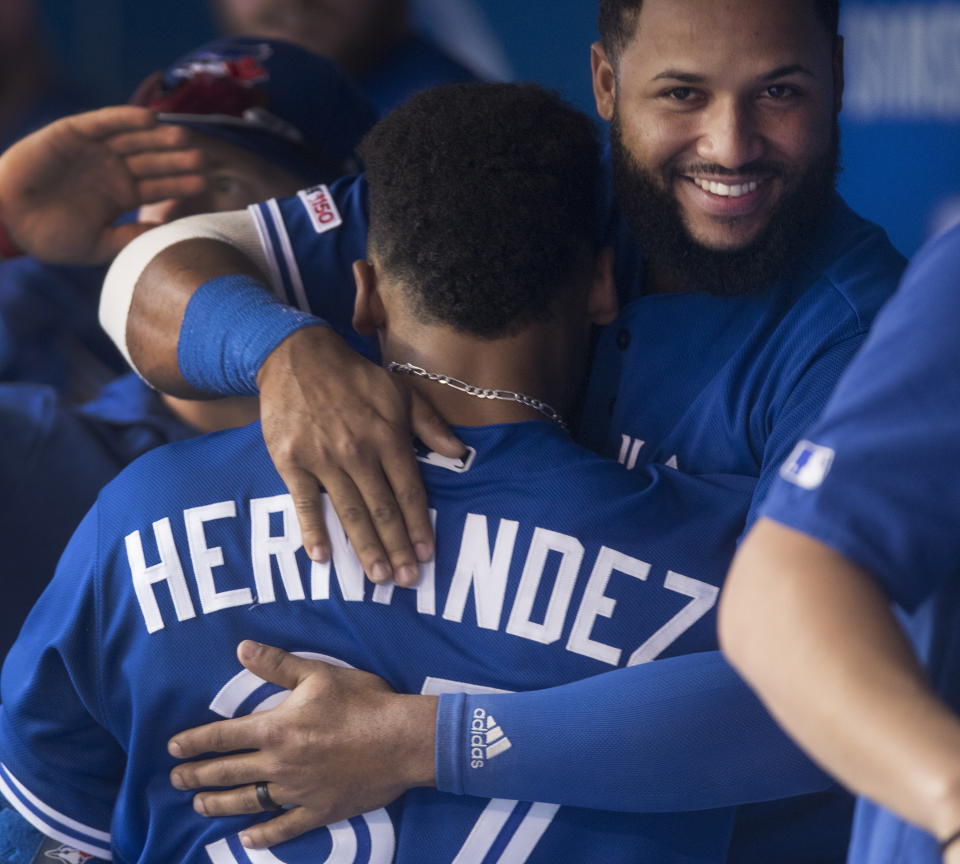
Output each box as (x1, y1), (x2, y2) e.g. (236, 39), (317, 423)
(34, 0), (960, 257)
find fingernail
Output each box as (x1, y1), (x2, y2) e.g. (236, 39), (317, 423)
(309, 544), (330, 563)
(238, 640), (261, 662)
(372, 562), (392, 583)
(168, 739), (183, 758)
(193, 796), (208, 817)
(240, 834), (253, 848)
(415, 543), (433, 563)
(171, 772), (186, 791)
(397, 564), (420, 587)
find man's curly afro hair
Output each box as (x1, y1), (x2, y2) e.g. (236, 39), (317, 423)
(360, 82), (600, 339)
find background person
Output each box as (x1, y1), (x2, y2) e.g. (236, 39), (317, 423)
(0, 34), (374, 398)
(214, 0), (479, 115)
(0, 107), (204, 267)
(720, 221), (960, 864)
(0, 36), (376, 660)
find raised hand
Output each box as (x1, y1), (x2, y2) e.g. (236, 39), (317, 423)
(0, 105), (206, 265)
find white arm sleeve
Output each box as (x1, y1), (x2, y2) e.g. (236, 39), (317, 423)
(99, 209), (269, 373)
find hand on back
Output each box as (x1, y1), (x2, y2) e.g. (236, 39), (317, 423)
(257, 326), (464, 585)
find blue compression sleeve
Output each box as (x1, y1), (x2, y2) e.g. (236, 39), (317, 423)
(437, 651), (830, 811)
(177, 274), (328, 396)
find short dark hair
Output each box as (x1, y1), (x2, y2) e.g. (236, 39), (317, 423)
(360, 83), (600, 339)
(598, 0), (841, 60)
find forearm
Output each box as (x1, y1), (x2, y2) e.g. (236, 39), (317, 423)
(435, 651), (830, 811)
(100, 211), (272, 396)
(128, 239), (266, 396)
(720, 518), (960, 840)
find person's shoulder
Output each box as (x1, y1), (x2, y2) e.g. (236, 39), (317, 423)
(900, 220), (960, 302)
(252, 174), (368, 255)
(859, 221), (960, 347)
(96, 421), (272, 520)
(439, 424), (754, 565)
(0, 383), (62, 484)
(800, 197), (908, 331)
(435, 422), (753, 508)
(0, 380), (60, 429)
(424, 422), (633, 497)
(445, 422), (610, 470)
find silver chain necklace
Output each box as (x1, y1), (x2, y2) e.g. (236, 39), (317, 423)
(386, 361), (567, 430)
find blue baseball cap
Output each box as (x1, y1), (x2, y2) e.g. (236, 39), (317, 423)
(131, 36), (377, 183)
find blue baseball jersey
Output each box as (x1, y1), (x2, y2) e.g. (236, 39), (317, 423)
(247, 180), (905, 528)
(0, 418), (769, 862)
(246, 172), (906, 863)
(0, 374), (193, 659)
(0, 257), (125, 398)
(761, 221), (960, 864)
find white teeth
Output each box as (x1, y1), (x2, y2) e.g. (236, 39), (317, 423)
(693, 178), (760, 198)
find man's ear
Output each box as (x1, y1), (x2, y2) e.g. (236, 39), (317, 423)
(591, 42), (617, 122)
(588, 247), (618, 325)
(351, 259), (385, 335)
(832, 35), (844, 115)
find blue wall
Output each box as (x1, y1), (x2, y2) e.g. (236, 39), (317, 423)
(838, 1), (960, 254)
(472, 0), (599, 116)
(473, 0), (960, 256)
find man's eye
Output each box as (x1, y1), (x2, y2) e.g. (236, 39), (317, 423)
(764, 85), (794, 100)
(213, 176), (239, 195)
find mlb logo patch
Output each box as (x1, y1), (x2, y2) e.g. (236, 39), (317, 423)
(780, 440), (835, 490)
(298, 184), (343, 234)
(416, 445), (477, 473)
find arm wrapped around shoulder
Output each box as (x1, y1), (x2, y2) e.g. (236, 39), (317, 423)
(99, 209), (271, 374)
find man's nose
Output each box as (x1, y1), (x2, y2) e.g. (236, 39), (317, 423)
(695, 97), (764, 171)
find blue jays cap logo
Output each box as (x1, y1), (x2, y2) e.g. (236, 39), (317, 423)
(167, 42), (272, 89)
(40, 844), (92, 863)
(131, 42), (304, 145)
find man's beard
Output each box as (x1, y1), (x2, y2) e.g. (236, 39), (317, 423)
(610, 115), (841, 297)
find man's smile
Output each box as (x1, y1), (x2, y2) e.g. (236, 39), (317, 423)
(677, 173), (776, 220)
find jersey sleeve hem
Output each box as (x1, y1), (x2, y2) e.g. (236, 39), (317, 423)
(248, 200), (309, 312)
(0, 763), (112, 859)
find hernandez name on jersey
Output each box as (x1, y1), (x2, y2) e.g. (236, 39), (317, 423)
(0, 420), (751, 863)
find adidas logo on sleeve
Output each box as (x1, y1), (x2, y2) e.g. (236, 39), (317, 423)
(469, 707), (512, 769)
